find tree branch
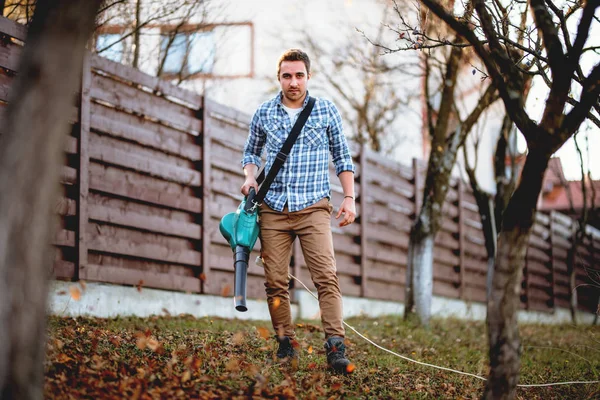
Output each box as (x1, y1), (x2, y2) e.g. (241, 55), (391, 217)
(560, 63), (600, 144)
(565, 97), (600, 129)
(420, 0), (539, 142)
(530, 0), (565, 74)
(568, 0), (599, 71)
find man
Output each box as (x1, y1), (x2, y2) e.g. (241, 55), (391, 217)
(240, 49), (356, 374)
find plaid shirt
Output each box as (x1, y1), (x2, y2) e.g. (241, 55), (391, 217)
(242, 92), (355, 212)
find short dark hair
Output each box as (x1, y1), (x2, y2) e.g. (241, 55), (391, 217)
(277, 48), (311, 78)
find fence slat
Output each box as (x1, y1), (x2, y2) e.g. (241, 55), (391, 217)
(91, 54), (202, 108)
(89, 174), (201, 213)
(53, 230), (75, 247)
(90, 73), (201, 133)
(88, 204), (201, 240)
(87, 233), (201, 266)
(0, 36), (22, 72)
(89, 142), (201, 186)
(81, 264), (200, 293)
(90, 106), (201, 161)
(55, 197), (76, 217)
(0, 17), (27, 41)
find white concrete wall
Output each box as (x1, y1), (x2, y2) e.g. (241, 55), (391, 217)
(49, 281), (597, 325)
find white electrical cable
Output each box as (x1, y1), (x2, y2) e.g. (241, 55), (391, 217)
(290, 273), (600, 388)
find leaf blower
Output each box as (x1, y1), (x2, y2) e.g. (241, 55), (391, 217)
(218, 96), (316, 312)
(219, 187), (260, 312)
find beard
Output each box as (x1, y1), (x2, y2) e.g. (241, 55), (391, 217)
(284, 88), (304, 101)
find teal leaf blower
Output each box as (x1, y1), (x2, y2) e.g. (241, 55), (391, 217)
(219, 187), (260, 312)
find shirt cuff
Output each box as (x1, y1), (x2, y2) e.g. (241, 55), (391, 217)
(242, 154), (262, 169)
(335, 162), (355, 176)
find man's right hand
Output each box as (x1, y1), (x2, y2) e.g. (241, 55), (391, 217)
(241, 177), (258, 196)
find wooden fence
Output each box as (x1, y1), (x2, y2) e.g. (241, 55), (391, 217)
(1, 16), (598, 314)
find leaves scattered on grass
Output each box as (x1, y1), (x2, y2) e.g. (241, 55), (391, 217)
(44, 315), (600, 399)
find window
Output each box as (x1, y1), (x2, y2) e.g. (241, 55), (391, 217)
(159, 31), (216, 75)
(96, 33), (125, 63)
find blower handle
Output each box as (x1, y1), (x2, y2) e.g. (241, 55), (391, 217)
(243, 186), (257, 213)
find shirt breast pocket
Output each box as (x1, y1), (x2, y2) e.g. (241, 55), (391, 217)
(263, 122), (284, 151)
(302, 120), (327, 148)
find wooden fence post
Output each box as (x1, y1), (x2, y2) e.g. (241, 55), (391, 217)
(359, 143), (368, 297)
(200, 98), (210, 294)
(76, 51), (91, 281)
(549, 212), (556, 311)
(457, 179), (465, 299)
(524, 223), (531, 311)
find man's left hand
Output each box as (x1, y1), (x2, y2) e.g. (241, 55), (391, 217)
(336, 197), (356, 227)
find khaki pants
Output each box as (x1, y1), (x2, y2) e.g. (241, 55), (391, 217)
(259, 198), (345, 339)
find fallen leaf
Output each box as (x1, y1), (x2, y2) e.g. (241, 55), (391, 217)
(56, 353), (73, 364)
(147, 338), (160, 351)
(79, 280), (87, 290)
(232, 331), (244, 345)
(307, 346), (313, 354)
(256, 327), (270, 340)
(136, 280), (144, 292)
(221, 285), (231, 297)
(69, 285), (81, 301)
(225, 358), (239, 372)
(108, 335), (120, 347)
(346, 363), (356, 374)
(181, 370), (191, 383)
(199, 273), (206, 282)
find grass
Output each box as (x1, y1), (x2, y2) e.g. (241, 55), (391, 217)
(45, 314), (600, 399)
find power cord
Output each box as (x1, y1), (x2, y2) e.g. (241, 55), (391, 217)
(290, 272), (600, 388)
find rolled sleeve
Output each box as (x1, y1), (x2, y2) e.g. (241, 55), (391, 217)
(327, 101), (356, 176)
(242, 111), (265, 169)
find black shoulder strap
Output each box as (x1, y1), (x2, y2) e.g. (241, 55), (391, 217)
(254, 96), (316, 205)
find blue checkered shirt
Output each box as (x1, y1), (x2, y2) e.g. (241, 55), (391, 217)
(242, 92), (355, 212)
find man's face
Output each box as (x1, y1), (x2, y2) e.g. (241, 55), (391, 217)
(278, 60), (310, 106)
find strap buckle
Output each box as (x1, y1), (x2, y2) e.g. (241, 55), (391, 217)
(249, 199), (261, 212)
(275, 152), (288, 162)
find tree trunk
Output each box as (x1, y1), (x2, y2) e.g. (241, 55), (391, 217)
(133, 0), (142, 68)
(406, 220), (435, 325)
(0, 1), (100, 398)
(484, 148), (550, 400)
(494, 113), (516, 229)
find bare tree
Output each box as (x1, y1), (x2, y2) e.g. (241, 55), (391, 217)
(303, 15), (418, 154)
(94, 0), (218, 84)
(369, 0), (502, 325)
(415, 0), (600, 398)
(0, 1), (101, 398)
(462, 5), (533, 300)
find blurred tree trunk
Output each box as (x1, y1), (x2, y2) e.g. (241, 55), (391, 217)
(0, 1), (100, 398)
(486, 148), (551, 399)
